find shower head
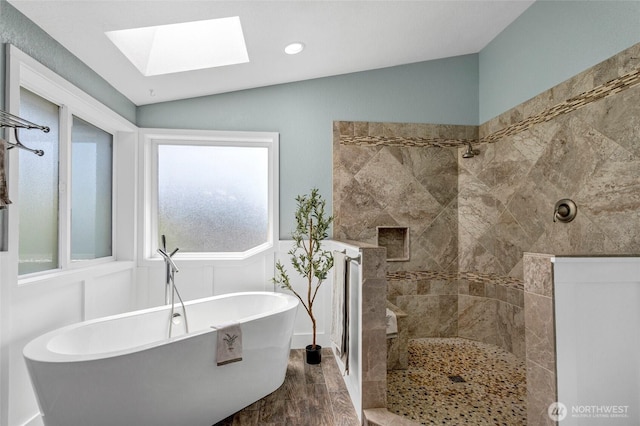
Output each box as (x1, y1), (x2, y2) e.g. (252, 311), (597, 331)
(462, 142), (479, 158)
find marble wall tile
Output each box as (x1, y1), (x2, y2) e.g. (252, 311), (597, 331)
(497, 301), (525, 359)
(469, 281), (485, 297)
(457, 229), (502, 275)
(368, 122), (385, 137)
(591, 55), (620, 88)
(386, 302), (408, 370)
(503, 178), (553, 248)
(355, 148), (444, 234)
(523, 253), (553, 297)
(457, 278), (469, 295)
(337, 121), (354, 136)
(416, 279), (430, 295)
(386, 279), (416, 305)
(551, 65), (594, 106)
(526, 360), (557, 426)
(438, 295), (458, 337)
(362, 381), (387, 416)
(484, 281), (496, 299)
(506, 287), (524, 308)
(334, 176), (388, 243)
(591, 86), (640, 158)
(362, 330), (387, 382)
(362, 247), (388, 281)
(539, 119), (609, 196)
(521, 87), (555, 127)
(488, 139), (535, 208)
(387, 272), (523, 355)
(524, 292), (556, 372)
(363, 278), (388, 331)
(490, 209), (534, 276)
(393, 293), (459, 339)
(576, 158), (640, 248)
(511, 124), (554, 162)
(386, 337), (401, 371)
(339, 143), (383, 176)
(496, 284), (507, 303)
(618, 43), (640, 75)
(429, 279), (458, 295)
(397, 146), (458, 207)
(465, 48), (640, 283)
(334, 120), (468, 273)
(457, 295), (497, 345)
(458, 167), (496, 227)
(354, 121), (369, 136)
(508, 259), (524, 281)
(359, 245), (388, 410)
(571, 115), (624, 164)
(396, 295), (440, 338)
(412, 204), (458, 271)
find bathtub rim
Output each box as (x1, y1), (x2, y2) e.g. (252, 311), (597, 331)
(23, 291), (299, 364)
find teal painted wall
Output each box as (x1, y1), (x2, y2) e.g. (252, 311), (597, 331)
(479, 0), (640, 123)
(137, 55), (480, 236)
(0, 0), (136, 122)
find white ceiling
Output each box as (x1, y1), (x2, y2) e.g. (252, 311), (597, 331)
(9, 0), (535, 106)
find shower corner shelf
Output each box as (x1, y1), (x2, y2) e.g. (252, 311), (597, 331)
(377, 226), (410, 262)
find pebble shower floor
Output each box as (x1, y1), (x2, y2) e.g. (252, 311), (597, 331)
(387, 338), (527, 425)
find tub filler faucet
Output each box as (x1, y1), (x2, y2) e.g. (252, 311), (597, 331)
(158, 235), (189, 337)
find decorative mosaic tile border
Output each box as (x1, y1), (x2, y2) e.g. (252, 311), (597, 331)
(386, 270), (524, 291)
(339, 135), (475, 148)
(339, 65), (640, 148)
(481, 67), (640, 144)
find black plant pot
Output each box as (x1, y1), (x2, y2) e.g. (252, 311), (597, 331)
(305, 344), (322, 364)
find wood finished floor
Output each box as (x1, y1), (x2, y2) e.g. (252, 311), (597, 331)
(214, 348), (361, 426)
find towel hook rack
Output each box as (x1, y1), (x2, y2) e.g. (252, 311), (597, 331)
(0, 109), (49, 156)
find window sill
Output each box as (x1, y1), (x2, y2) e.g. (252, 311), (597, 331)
(17, 260), (135, 287)
(140, 242), (275, 267)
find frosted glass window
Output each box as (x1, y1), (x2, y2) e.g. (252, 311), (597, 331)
(71, 117), (113, 261)
(157, 144), (268, 252)
(18, 88), (60, 275)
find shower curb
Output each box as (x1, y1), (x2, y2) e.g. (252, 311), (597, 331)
(363, 408), (422, 426)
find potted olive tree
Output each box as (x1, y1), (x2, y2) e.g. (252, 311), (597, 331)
(272, 188), (333, 364)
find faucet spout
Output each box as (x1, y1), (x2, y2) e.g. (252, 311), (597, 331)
(157, 247), (180, 273)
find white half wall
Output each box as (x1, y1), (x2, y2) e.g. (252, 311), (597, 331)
(554, 257), (640, 425)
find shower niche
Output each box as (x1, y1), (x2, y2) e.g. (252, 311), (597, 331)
(377, 226), (409, 261)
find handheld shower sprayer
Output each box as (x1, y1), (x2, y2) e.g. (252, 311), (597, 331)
(158, 235), (189, 337)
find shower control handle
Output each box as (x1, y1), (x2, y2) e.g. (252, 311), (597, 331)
(554, 199), (577, 223)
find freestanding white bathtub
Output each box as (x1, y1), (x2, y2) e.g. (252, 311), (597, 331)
(23, 291), (299, 426)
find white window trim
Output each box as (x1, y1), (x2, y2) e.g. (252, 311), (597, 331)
(138, 128), (279, 264)
(5, 45), (137, 282)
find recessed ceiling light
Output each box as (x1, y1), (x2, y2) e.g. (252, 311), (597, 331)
(284, 42), (305, 55)
(106, 17), (249, 76)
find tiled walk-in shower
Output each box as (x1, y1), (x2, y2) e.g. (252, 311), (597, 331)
(388, 338), (526, 425)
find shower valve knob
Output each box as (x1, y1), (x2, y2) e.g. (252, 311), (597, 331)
(554, 199), (577, 223)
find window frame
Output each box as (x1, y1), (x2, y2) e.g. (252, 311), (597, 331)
(6, 45), (137, 281)
(69, 114), (115, 262)
(139, 128), (279, 262)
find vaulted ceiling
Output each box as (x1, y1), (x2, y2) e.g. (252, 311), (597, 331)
(10, 0), (534, 105)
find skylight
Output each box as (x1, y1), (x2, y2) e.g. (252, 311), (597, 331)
(106, 17), (249, 77)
